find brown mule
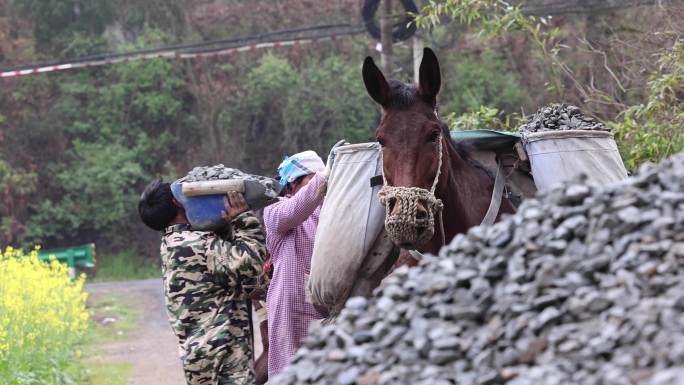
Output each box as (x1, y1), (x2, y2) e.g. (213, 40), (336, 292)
(363, 48), (516, 256)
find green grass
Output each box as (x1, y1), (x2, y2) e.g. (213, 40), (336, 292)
(82, 362), (131, 385)
(91, 251), (159, 282)
(78, 293), (140, 384)
(87, 293), (141, 342)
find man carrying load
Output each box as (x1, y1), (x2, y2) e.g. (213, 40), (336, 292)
(138, 180), (269, 385)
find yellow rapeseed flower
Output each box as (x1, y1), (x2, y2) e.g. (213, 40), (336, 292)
(0, 246), (90, 383)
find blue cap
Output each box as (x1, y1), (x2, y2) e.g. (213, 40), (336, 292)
(276, 150), (324, 185)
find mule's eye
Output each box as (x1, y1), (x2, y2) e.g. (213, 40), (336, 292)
(428, 131), (440, 143)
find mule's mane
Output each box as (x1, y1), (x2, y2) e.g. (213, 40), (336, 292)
(440, 122), (496, 181)
(387, 80), (417, 109)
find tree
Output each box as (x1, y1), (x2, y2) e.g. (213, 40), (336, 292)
(10, 0), (114, 56)
(416, 0), (684, 169)
(0, 158), (36, 245)
(17, 32), (195, 249)
(284, 56), (378, 153)
(440, 49), (529, 116)
(214, 53), (378, 176)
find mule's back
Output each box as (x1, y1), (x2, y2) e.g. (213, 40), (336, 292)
(450, 130), (537, 208)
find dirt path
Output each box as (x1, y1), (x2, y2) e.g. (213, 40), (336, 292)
(85, 279), (186, 385)
(85, 279), (265, 385)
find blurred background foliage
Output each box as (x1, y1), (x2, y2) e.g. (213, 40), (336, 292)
(0, 0), (682, 263)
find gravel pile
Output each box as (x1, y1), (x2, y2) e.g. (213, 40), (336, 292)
(518, 103), (609, 134)
(271, 153), (684, 385)
(177, 164), (280, 198)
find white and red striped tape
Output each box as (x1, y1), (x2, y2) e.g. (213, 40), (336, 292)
(1, 33), (346, 79)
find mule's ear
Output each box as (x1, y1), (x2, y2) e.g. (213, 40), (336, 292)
(418, 47), (441, 106)
(362, 56), (391, 108)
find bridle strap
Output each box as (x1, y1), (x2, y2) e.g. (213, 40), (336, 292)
(434, 135), (445, 246)
(430, 135), (443, 194)
(438, 209), (445, 247)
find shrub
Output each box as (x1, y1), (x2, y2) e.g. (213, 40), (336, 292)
(0, 246), (89, 385)
(444, 105), (520, 132)
(441, 50), (530, 116)
(611, 39), (684, 171)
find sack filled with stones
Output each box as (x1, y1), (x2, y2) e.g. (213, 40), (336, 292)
(518, 104), (628, 190)
(177, 164), (281, 197)
(271, 151), (684, 385)
(517, 103), (609, 134)
(172, 164), (282, 230)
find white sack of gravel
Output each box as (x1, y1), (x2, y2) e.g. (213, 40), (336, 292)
(308, 143), (390, 308)
(524, 130), (628, 190)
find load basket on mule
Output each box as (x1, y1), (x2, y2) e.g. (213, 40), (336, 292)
(309, 123), (629, 314)
(308, 143), (397, 315)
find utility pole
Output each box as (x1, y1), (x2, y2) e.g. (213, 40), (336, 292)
(412, 35), (423, 84)
(379, 0), (393, 74)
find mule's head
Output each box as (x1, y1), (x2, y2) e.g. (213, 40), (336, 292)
(363, 48), (445, 249)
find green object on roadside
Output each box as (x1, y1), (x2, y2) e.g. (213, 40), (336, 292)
(38, 243), (96, 279)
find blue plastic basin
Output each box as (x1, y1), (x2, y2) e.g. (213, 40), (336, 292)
(171, 181), (228, 230)
(171, 179), (281, 231)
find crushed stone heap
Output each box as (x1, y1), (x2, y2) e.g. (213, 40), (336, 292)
(177, 164), (280, 199)
(518, 103), (609, 134)
(272, 152), (684, 385)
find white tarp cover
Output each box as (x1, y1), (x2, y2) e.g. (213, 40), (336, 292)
(308, 143), (387, 307)
(523, 130), (628, 191)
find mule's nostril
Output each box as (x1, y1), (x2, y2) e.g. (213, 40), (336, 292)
(388, 198), (397, 214)
(416, 201), (428, 220)
(416, 202), (428, 220)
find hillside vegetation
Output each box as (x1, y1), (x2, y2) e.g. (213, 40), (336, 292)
(0, 0), (681, 258)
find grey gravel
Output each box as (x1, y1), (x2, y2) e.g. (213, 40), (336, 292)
(177, 164), (280, 198)
(271, 152), (684, 385)
(518, 103), (609, 134)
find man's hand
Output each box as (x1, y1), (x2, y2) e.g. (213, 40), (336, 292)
(221, 191), (249, 222)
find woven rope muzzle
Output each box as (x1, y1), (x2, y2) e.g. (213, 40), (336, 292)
(378, 136), (444, 247)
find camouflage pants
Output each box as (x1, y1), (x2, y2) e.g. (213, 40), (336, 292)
(183, 336), (255, 385)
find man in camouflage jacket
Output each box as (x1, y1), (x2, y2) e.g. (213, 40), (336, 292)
(139, 181), (268, 385)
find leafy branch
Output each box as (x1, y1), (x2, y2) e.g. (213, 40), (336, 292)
(444, 105), (521, 132)
(415, 0), (568, 97)
(611, 36), (684, 170)
(417, 1), (684, 169)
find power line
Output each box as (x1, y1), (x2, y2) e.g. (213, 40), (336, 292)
(0, 0), (672, 78)
(0, 23), (365, 78)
